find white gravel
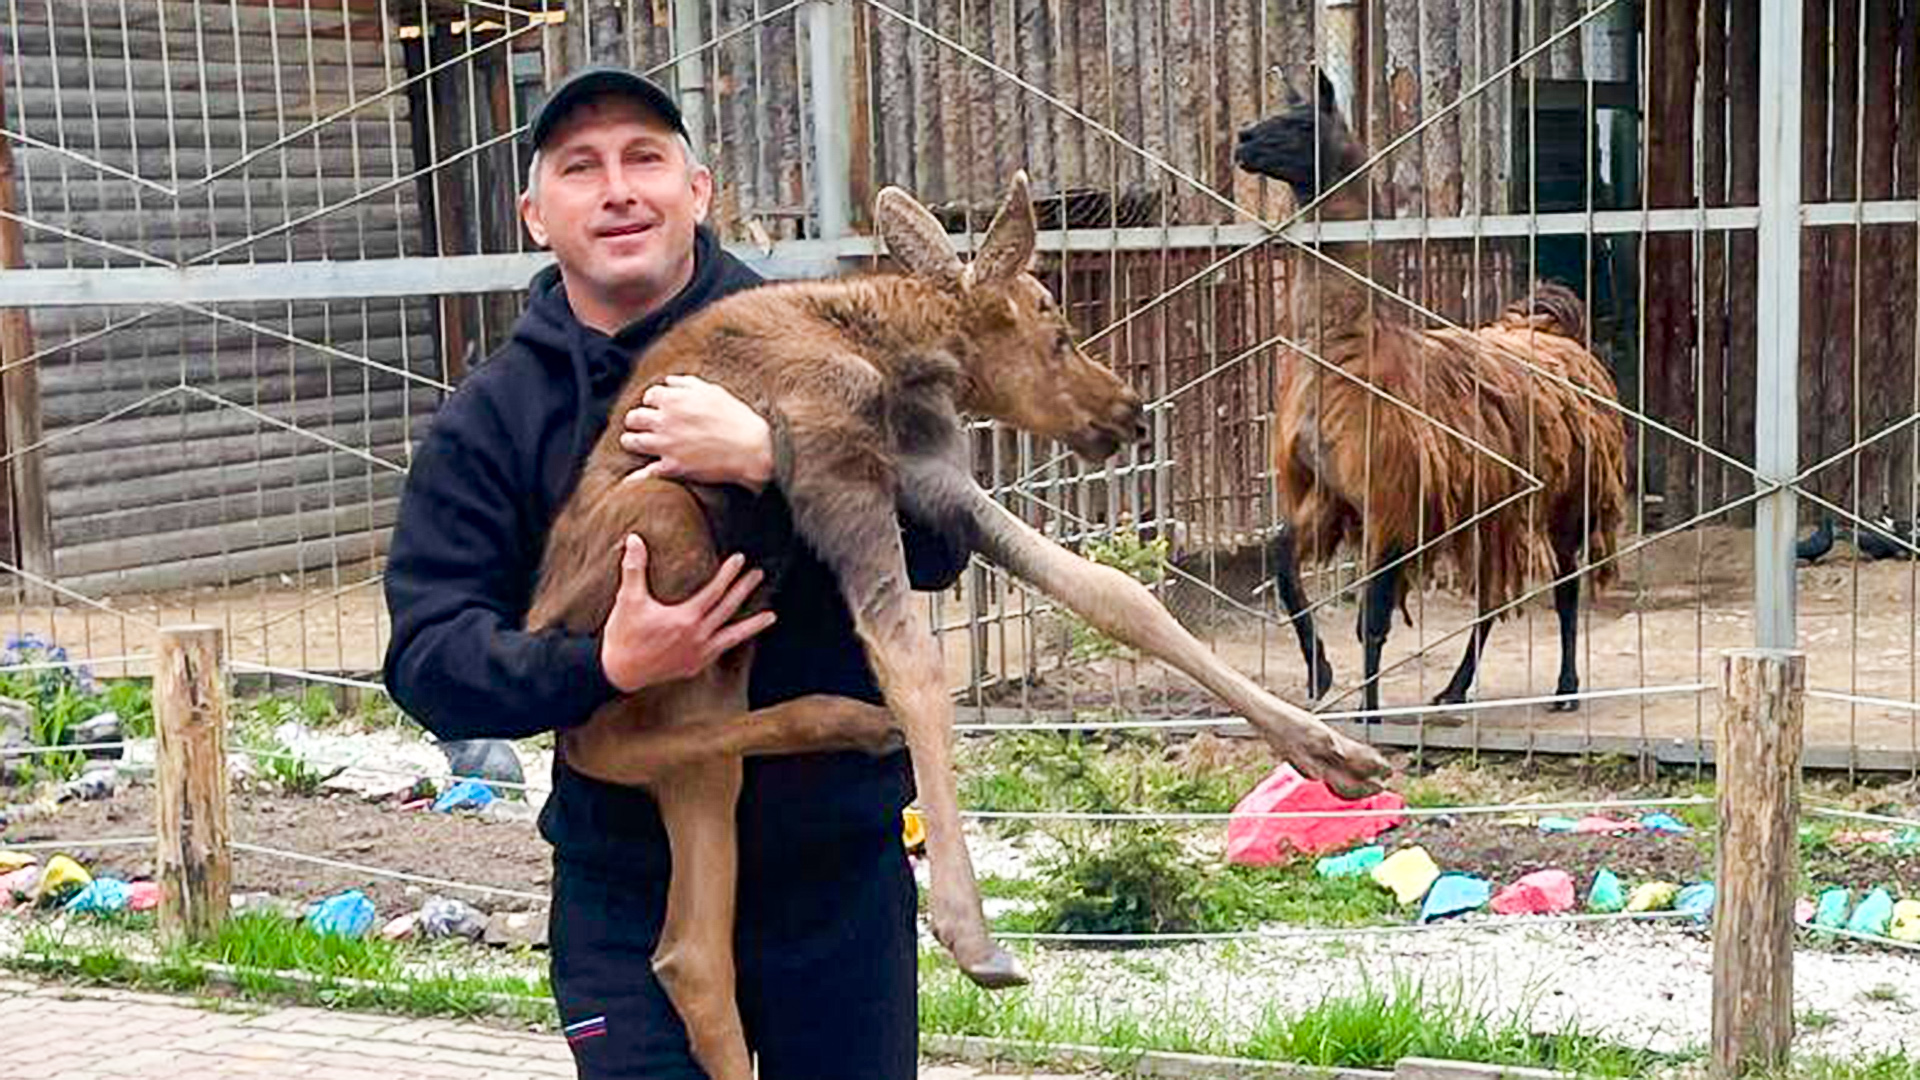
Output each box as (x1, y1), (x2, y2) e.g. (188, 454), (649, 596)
(924, 830), (1920, 1063)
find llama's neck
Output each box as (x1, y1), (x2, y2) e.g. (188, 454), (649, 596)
(1289, 154), (1400, 350)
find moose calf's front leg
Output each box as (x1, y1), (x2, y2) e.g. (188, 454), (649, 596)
(780, 448), (1023, 990)
(962, 486), (1391, 797)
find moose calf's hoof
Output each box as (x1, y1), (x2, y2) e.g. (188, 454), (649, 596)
(960, 947), (1029, 990)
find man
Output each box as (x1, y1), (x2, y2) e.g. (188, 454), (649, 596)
(381, 67), (969, 1079)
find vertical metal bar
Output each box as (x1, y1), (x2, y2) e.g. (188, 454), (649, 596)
(805, 0), (851, 238)
(1754, 0), (1802, 651)
(673, 0), (710, 162)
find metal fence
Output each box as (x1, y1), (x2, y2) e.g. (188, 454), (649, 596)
(0, 0), (1916, 771)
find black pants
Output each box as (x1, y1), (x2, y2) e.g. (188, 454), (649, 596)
(549, 824), (919, 1079)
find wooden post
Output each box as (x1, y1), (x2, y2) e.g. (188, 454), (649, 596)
(0, 47), (53, 599)
(1711, 648), (1805, 1078)
(155, 625), (232, 941)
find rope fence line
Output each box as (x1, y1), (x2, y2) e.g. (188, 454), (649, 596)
(962, 796), (1711, 824)
(995, 909), (1701, 944)
(954, 683), (1715, 730)
(1802, 805), (1920, 831)
(0, 837), (156, 851)
(230, 842), (550, 905)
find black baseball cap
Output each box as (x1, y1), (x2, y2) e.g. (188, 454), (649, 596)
(527, 66), (689, 151)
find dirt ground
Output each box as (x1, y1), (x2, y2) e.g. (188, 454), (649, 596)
(4, 525), (1918, 757)
(984, 525), (1920, 759)
(12, 783), (554, 916)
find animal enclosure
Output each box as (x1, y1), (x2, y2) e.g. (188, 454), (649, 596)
(0, 0), (1916, 772)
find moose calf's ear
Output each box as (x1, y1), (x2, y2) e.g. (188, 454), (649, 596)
(969, 170), (1038, 286)
(876, 186), (966, 290)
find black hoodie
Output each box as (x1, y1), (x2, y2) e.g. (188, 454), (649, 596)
(381, 225), (971, 874)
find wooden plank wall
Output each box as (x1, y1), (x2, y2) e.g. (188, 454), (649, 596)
(0, 0), (442, 596)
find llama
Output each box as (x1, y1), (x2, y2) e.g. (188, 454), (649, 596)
(1234, 72), (1628, 715)
(526, 172), (1392, 1080)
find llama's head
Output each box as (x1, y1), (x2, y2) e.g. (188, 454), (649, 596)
(874, 172), (1148, 462)
(1234, 69), (1364, 203)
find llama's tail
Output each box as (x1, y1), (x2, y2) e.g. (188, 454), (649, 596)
(1503, 280), (1588, 342)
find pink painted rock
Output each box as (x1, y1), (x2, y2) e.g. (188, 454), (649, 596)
(1226, 765), (1407, 865)
(1571, 815), (1639, 835)
(1491, 869), (1578, 915)
(1794, 897), (1816, 925)
(126, 881), (162, 912)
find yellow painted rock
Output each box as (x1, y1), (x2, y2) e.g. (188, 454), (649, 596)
(1371, 845), (1440, 905)
(1890, 899), (1920, 943)
(901, 807), (926, 854)
(1625, 881), (1680, 912)
(36, 854), (90, 905)
(0, 851), (36, 873)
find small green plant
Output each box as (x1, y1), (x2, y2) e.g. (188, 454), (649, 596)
(1065, 530), (1169, 660)
(227, 708), (330, 796)
(1798, 1009), (1838, 1033)
(1860, 984), (1907, 1008)
(1025, 827), (1208, 936)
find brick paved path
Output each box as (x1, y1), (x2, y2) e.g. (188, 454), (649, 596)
(0, 977), (1084, 1079)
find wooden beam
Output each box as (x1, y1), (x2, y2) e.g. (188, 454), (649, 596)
(155, 624), (232, 942)
(1710, 649), (1804, 1078)
(0, 49), (52, 601)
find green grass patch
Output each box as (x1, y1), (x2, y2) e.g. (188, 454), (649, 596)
(12, 912), (553, 1026)
(920, 954), (1674, 1077)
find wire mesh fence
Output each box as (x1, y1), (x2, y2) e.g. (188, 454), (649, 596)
(0, 0), (1914, 776)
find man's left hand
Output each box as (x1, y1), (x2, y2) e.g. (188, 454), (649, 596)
(621, 374), (775, 492)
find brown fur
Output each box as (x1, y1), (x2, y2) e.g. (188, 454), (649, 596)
(524, 172), (1392, 1080)
(1238, 72), (1628, 711)
(1273, 282), (1628, 608)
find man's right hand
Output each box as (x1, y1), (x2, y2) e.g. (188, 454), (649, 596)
(600, 533), (777, 693)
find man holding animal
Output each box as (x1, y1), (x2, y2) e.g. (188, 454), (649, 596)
(382, 67), (967, 1079)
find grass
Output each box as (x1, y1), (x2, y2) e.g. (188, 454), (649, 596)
(13, 912), (554, 1026)
(920, 953), (1677, 1077)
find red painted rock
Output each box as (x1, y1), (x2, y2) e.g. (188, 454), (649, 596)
(1226, 765), (1407, 865)
(1491, 869), (1578, 915)
(125, 880), (161, 912)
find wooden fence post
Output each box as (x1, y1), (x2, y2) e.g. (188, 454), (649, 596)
(154, 625), (231, 940)
(1711, 648), (1805, 1078)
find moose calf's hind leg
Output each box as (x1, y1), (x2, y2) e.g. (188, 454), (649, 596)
(651, 760), (755, 1080)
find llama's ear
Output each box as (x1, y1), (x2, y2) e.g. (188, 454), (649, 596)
(971, 170), (1037, 285)
(1316, 69), (1339, 114)
(876, 186), (964, 289)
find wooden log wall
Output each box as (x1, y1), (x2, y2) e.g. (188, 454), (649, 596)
(0, 0), (443, 596)
(1644, 0), (1915, 528)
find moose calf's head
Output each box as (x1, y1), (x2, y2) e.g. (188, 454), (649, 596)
(1234, 69), (1363, 203)
(875, 172), (1147, 462)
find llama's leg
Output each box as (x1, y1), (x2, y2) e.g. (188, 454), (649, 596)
(1548, 543), (1582, 713)
(1268, 524), (1334, 700)
(650, 759), (754, 1080)
(1356, 547), (1402, 716)
(1433, 579), (1497, 707)
(781, 466), (1023, 990)
(956, 481), (1390, 795)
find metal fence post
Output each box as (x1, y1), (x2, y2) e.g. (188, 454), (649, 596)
(1753, 0), (1802, 650)
(806, 0), (854, 240)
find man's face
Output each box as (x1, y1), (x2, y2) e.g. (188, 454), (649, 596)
(520, 96), (713, 321)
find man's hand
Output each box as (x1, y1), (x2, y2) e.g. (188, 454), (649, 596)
(600, 533), (776, 693)
(622, 374), (775, 492)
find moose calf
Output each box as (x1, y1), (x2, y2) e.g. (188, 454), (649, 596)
(527, 171), (1392, 1080)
